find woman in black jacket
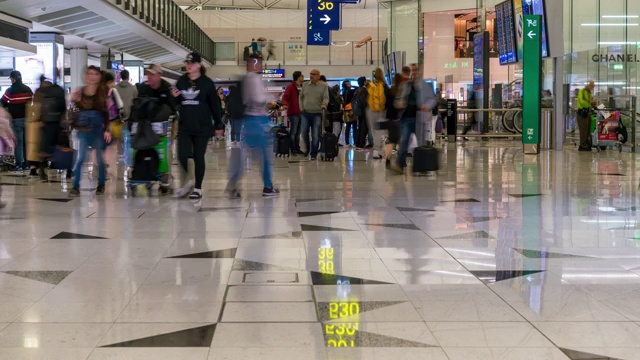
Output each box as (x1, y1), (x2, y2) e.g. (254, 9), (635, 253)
(171, 52), (222, 200)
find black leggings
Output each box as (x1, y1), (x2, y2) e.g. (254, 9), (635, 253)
(178, 132), (209, 190)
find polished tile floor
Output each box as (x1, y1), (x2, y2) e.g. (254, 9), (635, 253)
(0, 140), (639, 359)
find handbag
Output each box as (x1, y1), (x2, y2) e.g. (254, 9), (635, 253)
(51, 146), (74, 170)
(132, 120), (161, 150)
(0, 136), (14, 156)
(111, 119), (123, 140)
(577, 108), (591, 117)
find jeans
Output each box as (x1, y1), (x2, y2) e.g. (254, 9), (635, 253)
(397, 117), (417, 168)
(344, 120), (357, 145)
(301, 112), (322, 157)
(332, 122), (342, 140)
(11, 118), (25, 167)
(288, 115), (301, 152)
(230, 118), (243, 142)
(121, 127), (132, 168)
(73, 111), (107, 189)
(228, 115), (274, 189)
(366, 109), (386, 154)
(355, 115), (368, 148)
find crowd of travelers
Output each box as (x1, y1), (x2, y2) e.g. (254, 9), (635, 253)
(0, 53), (446, 206)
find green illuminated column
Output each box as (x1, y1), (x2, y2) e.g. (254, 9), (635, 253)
(522, 15), (542, 155)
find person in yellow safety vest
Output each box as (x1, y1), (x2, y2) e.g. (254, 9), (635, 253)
(366, 68), (389, 159)
(577, 80), (595, 152)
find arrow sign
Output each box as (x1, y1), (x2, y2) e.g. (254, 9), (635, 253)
(522, 15), (542, 153)
(321, 14), (331, 24)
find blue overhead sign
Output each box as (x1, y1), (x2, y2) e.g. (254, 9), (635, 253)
(307, 28), (331, 46)
(308, 0), (341, 32)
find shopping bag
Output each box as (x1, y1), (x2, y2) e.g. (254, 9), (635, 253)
(408, 133), (418, 153)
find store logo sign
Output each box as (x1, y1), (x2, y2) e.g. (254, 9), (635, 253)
(592, 54), (640, 63)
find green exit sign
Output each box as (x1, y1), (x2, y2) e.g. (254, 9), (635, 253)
(613, 64), (624, 70)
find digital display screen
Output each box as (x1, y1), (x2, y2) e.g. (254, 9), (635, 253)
(473, 34), (484, 92)
(522, 0), (549, 57)
(495, 0), (518, 65)
(15, 42), (55, 91)
(513, 0), (524, 61)
(261, 69), (285, 78)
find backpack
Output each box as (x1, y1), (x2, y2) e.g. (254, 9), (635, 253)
(226, 81), (246, 120)
(130, 97), (160, 123)
(132, 148), (159, 181)
(327, 89), (342, 114)
(40, 86), (66, 123)
(352, 88), (367, 117)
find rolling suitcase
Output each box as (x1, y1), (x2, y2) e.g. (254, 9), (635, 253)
(272, 126), (291, 157)
(320, 132), (339, 161)
(412, 146), (439, 173)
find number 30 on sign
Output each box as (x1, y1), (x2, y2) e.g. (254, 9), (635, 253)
(318, 0), (334, 10)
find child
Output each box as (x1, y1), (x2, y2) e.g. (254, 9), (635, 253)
(0, 107), (16, 208)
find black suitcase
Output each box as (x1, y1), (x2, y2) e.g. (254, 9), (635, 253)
(272, 126), (291, 157)
(412, 146), (439, 173)
(132, 148), (160, 181)
(320, 133), (339, 161)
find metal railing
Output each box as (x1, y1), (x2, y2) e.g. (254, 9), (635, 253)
(112, 0), (215, 63)
(214, 40), (385, 66)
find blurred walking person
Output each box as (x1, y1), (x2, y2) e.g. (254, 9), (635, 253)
(33, 76), (67, 180)
(69, 66), (111, 196)
(0, 107), (15, 208)
(226, 71), (279, 198)
(366, 68), (388, 159)
(116, 69), (138, 169)
(1, 70), (33, 172)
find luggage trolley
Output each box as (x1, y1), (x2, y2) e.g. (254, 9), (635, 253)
(129, 118), (174, 196)
(592, 107), (624, 153)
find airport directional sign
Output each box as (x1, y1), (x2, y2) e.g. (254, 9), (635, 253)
(307, 28), (331, 46)
(308, 0), (341, 32)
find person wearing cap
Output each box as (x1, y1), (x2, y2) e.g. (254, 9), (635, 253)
(1, 70), (34, 172)
(171, 52), (222, 200)
(138, 64), (175, 112)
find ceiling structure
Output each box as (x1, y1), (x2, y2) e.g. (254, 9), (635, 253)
(173, 0), (378, 10)
(0, 0), (198, 70)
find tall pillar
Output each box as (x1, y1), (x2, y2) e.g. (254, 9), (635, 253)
(70, 48), (88, 91)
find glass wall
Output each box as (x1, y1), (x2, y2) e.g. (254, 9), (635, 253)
(380, 0), (421, 66)
(566, 0), (640, 97)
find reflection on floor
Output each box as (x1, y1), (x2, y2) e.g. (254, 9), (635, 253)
(0, 141), (638, 359)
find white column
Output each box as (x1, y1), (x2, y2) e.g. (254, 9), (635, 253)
(70, 48), (88, 91)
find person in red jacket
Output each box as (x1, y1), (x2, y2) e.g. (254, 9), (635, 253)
(281, 71), (304, 155)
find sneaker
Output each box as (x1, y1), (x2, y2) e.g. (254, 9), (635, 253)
(390, 163), (404, 175)
(372, 150), (383, 159)
(66, 170), (73, 179)
(189, 189), (203, 200)
(96, 185), (105, 195)
(174, 180), (194, 198)
(227, 189), (241, 199)
(310, 156), (317, 160)
(29, 168), (38, 177)
(69, 188), (81, 197)
(262, 187), (280, 197)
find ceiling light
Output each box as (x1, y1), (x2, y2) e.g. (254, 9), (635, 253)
(582, 23), (639, 26)
(598, 41), (639, 45)
(602, 15), (639, 18)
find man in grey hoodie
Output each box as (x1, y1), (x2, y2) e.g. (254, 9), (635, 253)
(115, 70), (138, 169)
(116, 70), (138, 121)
